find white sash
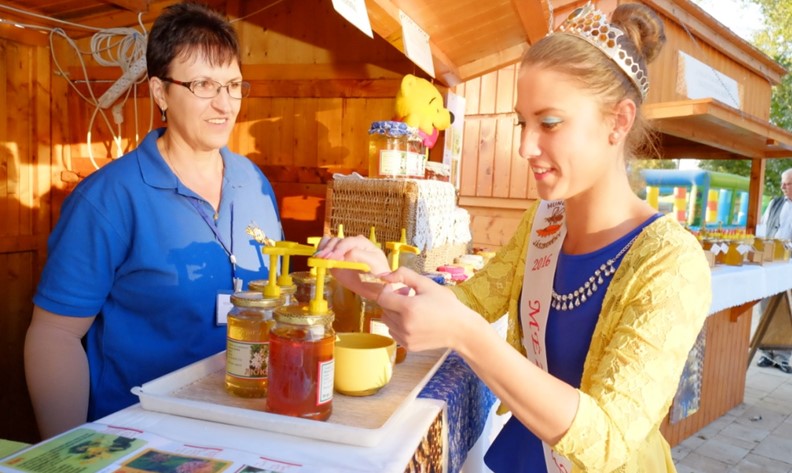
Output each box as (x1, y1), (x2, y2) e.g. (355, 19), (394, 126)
(520, 200), (572, 473)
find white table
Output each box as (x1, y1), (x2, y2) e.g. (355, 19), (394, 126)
(99, 399), (445, 473)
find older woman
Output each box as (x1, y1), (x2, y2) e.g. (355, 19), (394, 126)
(25, 1), (281, 438)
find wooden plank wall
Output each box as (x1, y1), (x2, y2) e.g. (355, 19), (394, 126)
(453, 64), (537, 251)
(50, 0), (425, 254)
(0, 37), (52, 443)
(660, 307), (752, 446)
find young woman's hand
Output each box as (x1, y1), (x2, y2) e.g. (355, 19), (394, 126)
(314, 235), (390, 301)
(377, 267), (479, 352)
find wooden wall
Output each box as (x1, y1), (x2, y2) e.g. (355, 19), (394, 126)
(454, 64), (538, 251)
(0, 37), (51, 443)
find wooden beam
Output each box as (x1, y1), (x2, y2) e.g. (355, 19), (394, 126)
(0, 16), (50, 47)
(511, 0), (551, 45)
(365, 0), (461, 86)
(97, 0), (149, 13)
(748, 158), (765, 232)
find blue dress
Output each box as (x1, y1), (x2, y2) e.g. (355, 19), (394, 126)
(34, 128), (282, 420)
(484, 214), (661, 472)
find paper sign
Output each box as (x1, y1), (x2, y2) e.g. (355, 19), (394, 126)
(399, 10), (435, 78)
(332, 0), (373, 38)
(676, 51), (742, 109)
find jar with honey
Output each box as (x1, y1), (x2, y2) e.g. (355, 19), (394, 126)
(225, 291), (283, 397)
(368, 120), (426, 179)
(267, 304), (336, 421)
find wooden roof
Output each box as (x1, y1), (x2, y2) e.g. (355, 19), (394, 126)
(0, 0), (589, 85)
(1, 0), (790, 158)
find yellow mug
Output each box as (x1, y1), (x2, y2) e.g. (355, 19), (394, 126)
(334, 332), (396, 396)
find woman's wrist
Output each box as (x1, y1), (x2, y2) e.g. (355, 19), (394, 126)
(450, 303), (491, 356)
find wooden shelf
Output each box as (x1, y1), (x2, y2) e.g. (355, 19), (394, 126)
(645, 98), (792, 159)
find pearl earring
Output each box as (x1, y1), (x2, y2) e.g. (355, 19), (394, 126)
(161, 109), (167, 122)
(610, 132), (619, 144)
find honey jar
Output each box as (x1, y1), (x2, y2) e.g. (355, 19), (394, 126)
(267, 304), (336, 421)
(368, 120), (426, 179)
(225, 291), (283, 398)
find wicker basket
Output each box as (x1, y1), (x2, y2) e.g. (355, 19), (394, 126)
(325, 177), (469, 273)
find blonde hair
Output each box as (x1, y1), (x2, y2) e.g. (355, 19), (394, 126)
(521, 4), (666, 159)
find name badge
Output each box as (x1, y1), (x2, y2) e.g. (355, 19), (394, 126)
(216, 290), (234, 325)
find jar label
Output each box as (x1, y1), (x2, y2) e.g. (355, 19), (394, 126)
(379, 150), (404, 176)
(226, 339), (268, 379)
(404, 151), (425, 177)
(317, 358), (334, 405)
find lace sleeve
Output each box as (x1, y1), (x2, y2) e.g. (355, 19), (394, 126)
(553, 218), (712, 471)
(450, 203), (538, 323)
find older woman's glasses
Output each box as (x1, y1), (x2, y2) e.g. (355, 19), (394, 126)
(160, 77), (251, 99)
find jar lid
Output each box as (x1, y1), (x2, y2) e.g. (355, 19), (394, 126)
(248, 280), (297, 294)
(230, 291), (283, 309)
(247, 279), (267, 292)
(369, 120), (420, 138)
(279, 283), (297, 295)
(274, 304), (335, 325)
(437, 264), (465, 275)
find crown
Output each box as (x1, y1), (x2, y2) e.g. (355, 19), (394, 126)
(555, 3), (649, 99)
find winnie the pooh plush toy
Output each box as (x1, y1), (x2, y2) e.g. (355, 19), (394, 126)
(394, 74), (454, 149)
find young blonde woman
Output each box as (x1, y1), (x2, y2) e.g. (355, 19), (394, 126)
(318, 3), (711, 471)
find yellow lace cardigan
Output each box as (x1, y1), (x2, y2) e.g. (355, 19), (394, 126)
(451, 202), (711, 472)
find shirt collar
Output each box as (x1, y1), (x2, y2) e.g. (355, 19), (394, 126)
(138, 127), (252, 191)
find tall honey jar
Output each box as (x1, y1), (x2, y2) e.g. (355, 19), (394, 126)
(368, 120), (426, 179)
(267, 304), (336, 421)
(225, 291), (283, 397)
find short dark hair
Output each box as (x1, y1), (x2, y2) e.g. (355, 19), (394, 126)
(146, 1), (241, 80)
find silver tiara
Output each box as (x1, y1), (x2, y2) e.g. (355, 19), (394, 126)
(556, 3), (649, 99)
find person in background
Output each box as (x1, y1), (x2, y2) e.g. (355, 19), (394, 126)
(756, 168), (792, 373)
(317, 3), (711, 471)
(25, 1), (282, 438)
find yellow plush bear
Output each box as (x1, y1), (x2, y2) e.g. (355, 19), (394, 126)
(394, 74), (454, 148)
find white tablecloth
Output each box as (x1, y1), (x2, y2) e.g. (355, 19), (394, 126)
(709, 261), (792, 314)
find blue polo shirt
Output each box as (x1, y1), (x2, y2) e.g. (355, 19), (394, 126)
(34, 128), (282, 420)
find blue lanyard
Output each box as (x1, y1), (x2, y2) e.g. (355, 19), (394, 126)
(188, 198), (242, 291)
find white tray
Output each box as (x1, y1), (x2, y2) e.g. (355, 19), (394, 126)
(132, 348), (449, 447)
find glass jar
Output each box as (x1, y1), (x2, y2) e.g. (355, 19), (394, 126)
(362, 298), (407, 364)
(225, 291), (283, 398)
(267, 304), (336, 421)
(292, 271), (333, 306)
(368, 120), (426, 179)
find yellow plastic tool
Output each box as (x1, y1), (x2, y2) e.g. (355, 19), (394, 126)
(385, 228), (419, 271)
(261, 241), (316, 297)
(307, 257), (370, 315)
(306, 236), (323, 277)
(337, 224), (345, 238)
(368, 226), (382, 249)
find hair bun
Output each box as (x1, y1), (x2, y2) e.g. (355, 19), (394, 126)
(611, 3), (666, 64)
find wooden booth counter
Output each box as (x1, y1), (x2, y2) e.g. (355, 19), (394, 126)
(660, 261), (792, 447)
